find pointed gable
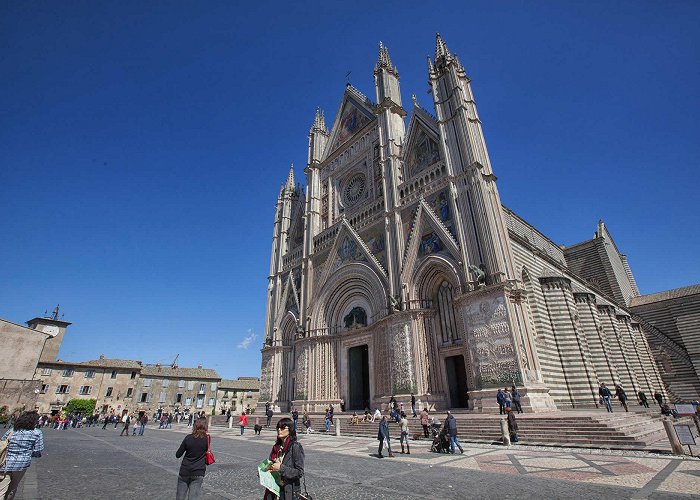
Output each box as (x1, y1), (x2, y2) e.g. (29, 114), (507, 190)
(278, 271), (301, 318)
(403, 104), (441, 179)
(401, 199), (461, 283)
(314, 219), (387, 294)
(324, 85), (376, 158)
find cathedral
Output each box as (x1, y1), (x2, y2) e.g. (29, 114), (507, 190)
(259, 35), (699, 413)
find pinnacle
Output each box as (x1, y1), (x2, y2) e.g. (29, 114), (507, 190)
(285, 164), (295, 189)
(311, 107), (328, 133)
(375, 41), (398, 75)
(435, 32), (452, 61)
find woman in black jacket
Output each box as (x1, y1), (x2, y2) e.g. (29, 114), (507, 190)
(265, 417), (305, 500)
(175, 417), (210, 500)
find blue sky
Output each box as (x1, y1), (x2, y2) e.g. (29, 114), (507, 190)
(1, 1), (698, 379)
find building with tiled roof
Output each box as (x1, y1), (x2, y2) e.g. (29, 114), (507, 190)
(216, 377), (260, 415)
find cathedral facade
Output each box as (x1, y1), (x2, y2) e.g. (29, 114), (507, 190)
(259, 35), (686, 413)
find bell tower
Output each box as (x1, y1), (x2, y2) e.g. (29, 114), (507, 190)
(27, 305), (71, 362)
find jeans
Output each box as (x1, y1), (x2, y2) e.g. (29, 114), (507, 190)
(176, 475), (203, 500)
(139, 423), (146, 435)
(325, 419), (331, 432)
(603, 396), (613, 412)
(240, 426), (245, 435)
(378, 437), (392, 456)
(293, 419), (298, 431)
(3, 470), (27, 500)
(412, 404), (417, 417)
(513, 401), (523, 413)
(450, 436), (463, 454)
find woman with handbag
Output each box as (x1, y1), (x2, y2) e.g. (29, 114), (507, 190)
(1, 411), (44, 500)
(265, 417), (306, 500)
(175, 417), (213, 500)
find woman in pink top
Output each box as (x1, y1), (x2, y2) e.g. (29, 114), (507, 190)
(238, 412), (248, 436)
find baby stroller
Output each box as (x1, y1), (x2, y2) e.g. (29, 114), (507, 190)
(430, 422), (450, 453)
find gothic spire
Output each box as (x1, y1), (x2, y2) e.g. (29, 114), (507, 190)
(375, 41), (398, 76)
(310, 107), (328, 134)
(435, 32), (452, 61)
(285, 164), (295, 190)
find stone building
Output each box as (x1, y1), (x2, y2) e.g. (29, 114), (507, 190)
(135, 364), (221, 415)
(630, 285), (700, 401)
(216, 377), (260, 415)
(259, 35), (695, 413)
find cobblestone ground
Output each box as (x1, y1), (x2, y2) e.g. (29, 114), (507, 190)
(14, 423), (700, 499)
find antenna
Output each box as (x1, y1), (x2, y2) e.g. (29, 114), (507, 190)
(171, 354), (179, 368)
(345, 71), (352, 85)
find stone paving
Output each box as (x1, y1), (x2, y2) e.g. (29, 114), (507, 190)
(14, 423), (700, 499)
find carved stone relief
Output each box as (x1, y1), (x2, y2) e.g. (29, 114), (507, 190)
(390, 321), (416, 394)
(260, 354), (274, 401)
(464, 292), (521, 388)
(295, 346), (308, 399)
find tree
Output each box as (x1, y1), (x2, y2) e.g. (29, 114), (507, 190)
(64, 398), (96, 416)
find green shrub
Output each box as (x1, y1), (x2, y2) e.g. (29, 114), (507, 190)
(64, 398), (97, 415)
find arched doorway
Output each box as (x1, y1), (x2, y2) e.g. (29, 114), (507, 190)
(348, 344), (370, 410)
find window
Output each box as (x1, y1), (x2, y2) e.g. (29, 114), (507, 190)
(143, 378), (152, 387)
(176, 393), (183, 403)
(185, 397), (192, 406)
(187, 381), (194, 390)
(126, 388), (133, 398)
(110, 370), (117, 379)
(198, 383), (206, 394)
(131, 371), (137, 379)
(62, 369), (74, 377)
(84, 370), (95, 378)
(55, 385), (70, 394)
(162, 379), (170, 388)
(106, 387), (113, 397)
(178, 380), (185, 388)
(436, 280), (459, 343)
(196, 395), (204, 409)
(208, 398), (215, 407)
(79, 386), (92, 395)
(210, 382), (217, 392)
(159, 392), (166, 403)
(139, 393), (148, 403)
(42, 368), (52, 376)
(40, 384), (49, 394)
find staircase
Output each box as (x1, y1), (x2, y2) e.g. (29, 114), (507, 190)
(212, 410), (670, 452)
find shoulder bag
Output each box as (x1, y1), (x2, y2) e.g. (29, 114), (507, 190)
(205, 434), (215, 465)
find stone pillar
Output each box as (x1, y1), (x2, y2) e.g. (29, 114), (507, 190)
(597, 305), (636, 393)
(575, 292), (618, 392)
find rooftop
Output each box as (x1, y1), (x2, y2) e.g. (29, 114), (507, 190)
(630, 284), (700, 308)
(140, 364), (220, 380)
(219, 378), (260, 391)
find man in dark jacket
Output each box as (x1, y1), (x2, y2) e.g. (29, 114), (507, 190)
(444, 411), (463, 454)
(638, 391), (649, 408)
(654, 391), (664, 407)
(599, 383), (613, 412)
(377, 416), (394, 458)
(506, 407), (519, 442)
(511, 385), (523, 414)
(496, 389), (505, 415)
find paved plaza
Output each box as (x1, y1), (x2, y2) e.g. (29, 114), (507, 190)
(13, 423), (700, 499)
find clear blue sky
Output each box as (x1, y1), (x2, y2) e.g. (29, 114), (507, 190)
(1, 2), (698, 379)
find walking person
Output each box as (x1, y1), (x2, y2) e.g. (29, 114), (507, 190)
(376, 416), (394, 458)
(101, 415), (109, 430)
(266, 407), (273, 428)
(119, 414), (131, 436)
(238, 411), (248, 436)
(325, 407), (332, 433)
(615, 385), (629, 412)
(511, 385), (523, 414)
(1, 411), (44, 500)
(496, 389), (505, 415)
(638, 391), (649, 408)
(399, 412), (410, 454)
(175, 418), (211, 500)
(599, 383), (613, 412)
(503, 388), (512, 410)
(444, 411), (464, 454)
(420, 408), (430, 438)
(411, 394), (417, 417)
(291, 408), (299, 431)
(264, 418), (305, 500)
(138, 414), (148, 436)
(654, 391), (664, 407)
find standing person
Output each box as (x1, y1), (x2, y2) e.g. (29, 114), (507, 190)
(238, 411), (248, 436)
(399, 412), (410, 454)
(303, 412), (313, 434)
(638, 391), (649, 408)
(615, 385), (629, 412)
(599, 383), (613, 413)
(411, 394), (417, 418)
(139, 414), (148, 436)
(266, 407), (273, 428)
(376, 416), (394, 458)
(506, 407), (519, 442)
(511, 386), (523, 414)
(503, 388), (512, 410)
(1, 411), (44, 500)
(325, 408), (332, 433)
(264, 418), (304, 500)
(654, 391), (664, 407)
(101, 414), (109, 430)
(496, 389), (505, 415)
(420, 408), (430, 438)
(132, 416), (139, 435)
(175, 418), (211, 500)
(188, 413), (194, 427)
(291, 408), (299, 431)
(119, 414), (131, 436)
(225, 409), (231, 424)
(444, 411), (463, 454)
